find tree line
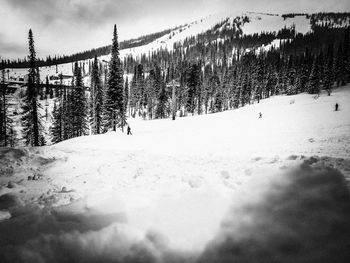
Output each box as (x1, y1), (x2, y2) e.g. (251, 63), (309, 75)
(50, 25), (126, 144)
(1, 25), (126, 147)
(1, 14), (350, 147)
(123, 26), (350, 119)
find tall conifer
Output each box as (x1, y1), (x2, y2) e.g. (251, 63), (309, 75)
(21, 29), (43, 146)
(104, 25), (125, 131)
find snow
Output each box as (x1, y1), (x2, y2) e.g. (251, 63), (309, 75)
(0, 210), (11, 221)
(1, 85), (350, 261)
(242, 13), (311, 35)
(120, 13), (238, 59)
(257, 38), (285, 53)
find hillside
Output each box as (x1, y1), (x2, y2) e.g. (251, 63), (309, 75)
(1, 85), (350, 261)
(3, 11), (349, 83)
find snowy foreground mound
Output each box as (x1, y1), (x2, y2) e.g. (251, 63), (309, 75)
(1, 87), (350, 262)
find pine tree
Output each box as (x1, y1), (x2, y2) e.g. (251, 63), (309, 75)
(137, 64), (146, 109)
(264, 70), (275, 98)
(124, 76), (129, 115)
(307, 55), (320, 94)
(186, 63), (200, 115)
(294, 76), (302, 95)
(129, 69), (138, 117)
(71, 62), (88, 137)
(253, 57), (265, 101)
(104, 25), (125, 131)
(232, 69), (242, 109)
(0, 69), (7, 146)
(156, 76), (168, 119)
(64, 82), (74, 139)
(0, 69), (16, 146)
(344, 27), (350, 83)
(203, 64), (213, 114)
(50, 100), (63, 143)
(240, 73), (251, 106)
(299, 61), (309, 93)
(90, 56), (103, 134)
(62, 76), (70, 140)
(214, 87), (223, 112)
(210, 68), (221, 112)
(324, 44), (334, 95)
(334, 43), (346, 86)
(146, 66), (161, 119)
(285, 55), (297, 95)
(21, 29), (44, 146)
(197, 60), (204, 114)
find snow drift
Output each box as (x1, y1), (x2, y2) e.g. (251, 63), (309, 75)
(1, 164), (350, 263)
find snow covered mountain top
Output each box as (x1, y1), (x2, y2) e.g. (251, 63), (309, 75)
(111, 11), (312, 60)
(1, 11), (319, 83)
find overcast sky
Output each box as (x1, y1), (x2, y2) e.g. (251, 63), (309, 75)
(0, 0), (349, 60)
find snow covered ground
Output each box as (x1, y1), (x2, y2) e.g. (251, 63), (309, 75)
(1, 86), (350, 262)
(243, 12), (311, 35)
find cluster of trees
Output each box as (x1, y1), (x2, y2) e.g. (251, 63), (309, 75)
(0, 69), (16, 147)
(1, 12), (350, 147)
(308, 12), (350, 28)
(1, 25), (126, 147)
(50, 25), (126, 144)
(50, 62), (88, 143)
(121, 24), (350, 120)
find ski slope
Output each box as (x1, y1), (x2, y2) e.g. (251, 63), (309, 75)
(1, 86), (350, 262)
(242, 12), (311, 35)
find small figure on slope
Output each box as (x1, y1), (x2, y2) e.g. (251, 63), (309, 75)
(259, 112), (262, 119)
(127, 125), (132, 135)
(335, 103), (339, 111)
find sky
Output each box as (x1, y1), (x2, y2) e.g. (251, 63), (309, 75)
(0, 0), (349, 60)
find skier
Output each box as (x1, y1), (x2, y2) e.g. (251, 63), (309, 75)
(127, 125), (132, 135)
(335, 103), (339, 111)
(259, 112), (262, 119)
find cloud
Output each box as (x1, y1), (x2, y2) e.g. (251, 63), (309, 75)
(3, 0), (118, 28)
(0, 33), (26, 59)
(2, 0), (208, 29)
(0, 0), (217, 59)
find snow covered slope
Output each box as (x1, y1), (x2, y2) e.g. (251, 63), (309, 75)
(243, 12), (311, 35)
(1, 86), (350, 262)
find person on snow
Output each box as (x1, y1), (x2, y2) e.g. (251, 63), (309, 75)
(127, 125), (132, 135)
(259, 112), (262, 119)
(335, 103), (339, 111)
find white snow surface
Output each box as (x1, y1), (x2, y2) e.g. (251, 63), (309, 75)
(243, 13), (311, 35)
(1, 86), (350, 257)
